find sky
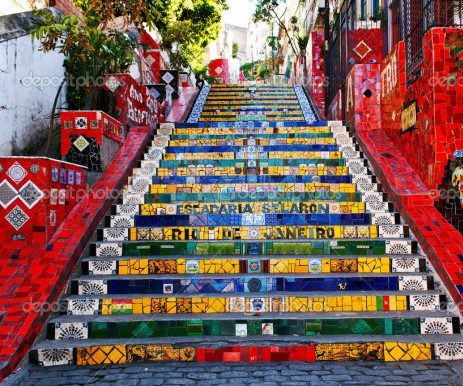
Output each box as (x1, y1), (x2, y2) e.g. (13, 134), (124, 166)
(222, 0), (256, 28)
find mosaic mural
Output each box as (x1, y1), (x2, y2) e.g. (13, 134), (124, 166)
(0, 157), (86, 248)
(61, 111), (126, 171)
(103, 74), (158, 128)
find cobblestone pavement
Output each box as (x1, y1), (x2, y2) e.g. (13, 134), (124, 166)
(4, 361), (463, 385)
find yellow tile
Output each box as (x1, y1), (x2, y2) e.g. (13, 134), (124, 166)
(101, 299), (112, 315)
(192, 298), (207, 313)
(396, 296), (407, 311)
(321, 259), (331, 273)
(351, 296), (364, 312)
(384, 342), (431, 362)
(132, 298), (143, 314)
(118, 260), (128, 275)
(177, 259), (186, 274)
(166, 298), (177, 314)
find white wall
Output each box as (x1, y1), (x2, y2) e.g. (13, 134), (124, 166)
(0, 1), (46, 16)
(0, 33), (66, 155)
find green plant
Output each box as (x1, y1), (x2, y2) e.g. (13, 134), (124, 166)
(253, 0), (299, 56)
(267, 35), (279, 51)
(152, 0), (228, 71)
(232, 42), (239, 59)
(33, 11), (137, 109)
(195, 66), (216, 84)
(297, 34), (309, 54)
(370, 6), (384, 22)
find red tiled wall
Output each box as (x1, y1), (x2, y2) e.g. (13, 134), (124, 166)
(345, 63), (382, 131)
(103, 74), (158, 129)
(380, 41), (407, 143)
(327, 89), (343, 121)
(308, 31), (326, 115)
(380, 28), (463, 189)
(0, 158), (87, 249)
(209, 59), (231, 85)
(60, 111), (125, 157)
(348, 29), (383, 66)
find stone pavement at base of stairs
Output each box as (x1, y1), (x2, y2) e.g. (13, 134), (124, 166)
(4, 361), (463, 385)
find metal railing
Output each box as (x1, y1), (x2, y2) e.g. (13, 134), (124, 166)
(325, 0), (381, 116)
(401, 0), (463, 83)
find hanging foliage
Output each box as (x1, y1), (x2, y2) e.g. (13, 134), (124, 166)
(32, 10), (137, 109)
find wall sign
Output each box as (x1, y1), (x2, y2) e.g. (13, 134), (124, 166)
(401, 101), (418, 133)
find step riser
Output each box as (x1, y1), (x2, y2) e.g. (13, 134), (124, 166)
(82, 257), (427, 276)
(113, 201), (390, 216)
(93, 240), (419, 258)
(121, 192), (389, 206)
(66, 294), (432, 316)
(73, 275), (435, 296)
(106, 213), (401, 227)
(99, 225), (408, 242)
(48, 317), (459, 340)
(32, 340), (463, 367)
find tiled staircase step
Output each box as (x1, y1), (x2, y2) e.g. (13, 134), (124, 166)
(164, 144), (342, 153)
(81, 257), (428, 276)
(92, 239), (419, 257)
(171, 126), (333, 134)
(140, 183), (374, 195)
(46, 315), (460, 341)
(112, 200), (391, 216)
(81, 255), (426, 274)
(156, 159), (349, 167)
(169, 133), (336, 140)
(105, 213), (402, 229)
(175, 120), (325, 128)
(29, 334), (463, 367)
(159, 151), (360, 161)
(97, 226), (410, 242)
(167, 138), (338, 146)
(198, 116), (306, 122)
(123, 192), (386, 205)
(83, 253), (425, 261)
(33, 334), (463, 349)
(63, 292), (445, 316)
(71, 273), (436, 296)
(154, 167), (358, 177)
(112, 203), (393, 217)
(146, 175), (356, 184)
(48, 310), (456, 325)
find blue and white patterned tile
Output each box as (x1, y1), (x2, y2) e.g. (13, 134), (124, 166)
(187, 84), (211, 123)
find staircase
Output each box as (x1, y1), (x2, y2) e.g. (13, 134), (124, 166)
(30, 84), (463, 367)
